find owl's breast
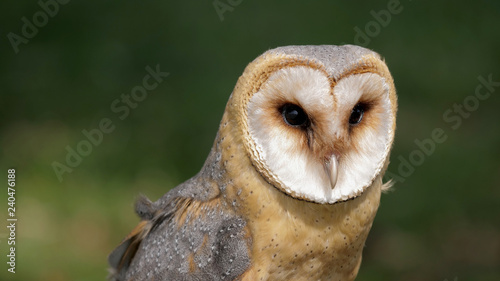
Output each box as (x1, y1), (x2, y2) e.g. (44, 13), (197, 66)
(237, 178), (382, 281)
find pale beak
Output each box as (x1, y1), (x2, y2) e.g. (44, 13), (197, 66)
(325, 155), (338, 190)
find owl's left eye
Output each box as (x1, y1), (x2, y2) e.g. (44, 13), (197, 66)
(349, 103), (365, 125)
(281, 104), (309, 127)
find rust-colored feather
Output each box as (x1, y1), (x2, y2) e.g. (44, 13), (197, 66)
(108, 197), (192, 280)
(108, 220), (151, 279)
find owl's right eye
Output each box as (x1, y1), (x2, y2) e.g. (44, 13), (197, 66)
(281, 104), (309, 127)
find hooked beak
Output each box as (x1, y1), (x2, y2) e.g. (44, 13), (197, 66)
(325, 155), (338, 190)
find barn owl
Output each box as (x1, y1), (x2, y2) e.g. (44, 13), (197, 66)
(109, 45), (397, 281)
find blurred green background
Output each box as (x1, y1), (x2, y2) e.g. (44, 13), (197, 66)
(1, 1), (499, 280)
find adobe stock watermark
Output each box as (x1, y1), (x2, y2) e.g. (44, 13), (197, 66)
(385, 74), (500, 183)
(51, 64), (170, 182)
(7, 0), (71, 54)
(213, 0), (243, 21)
(353, 0), (406, 47)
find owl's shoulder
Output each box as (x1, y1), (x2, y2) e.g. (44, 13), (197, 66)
(109, 175), (252, 281)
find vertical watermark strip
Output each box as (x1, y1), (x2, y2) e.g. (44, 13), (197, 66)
(6, 169), (17, 274)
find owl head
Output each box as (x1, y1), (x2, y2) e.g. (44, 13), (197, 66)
(226, 45), (397, 204)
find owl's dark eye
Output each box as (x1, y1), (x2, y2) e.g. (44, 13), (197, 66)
(281, 104), (309, 127)
(349, 103), (365, 125)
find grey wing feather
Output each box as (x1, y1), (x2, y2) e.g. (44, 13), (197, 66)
(108, 172), (251, 281)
